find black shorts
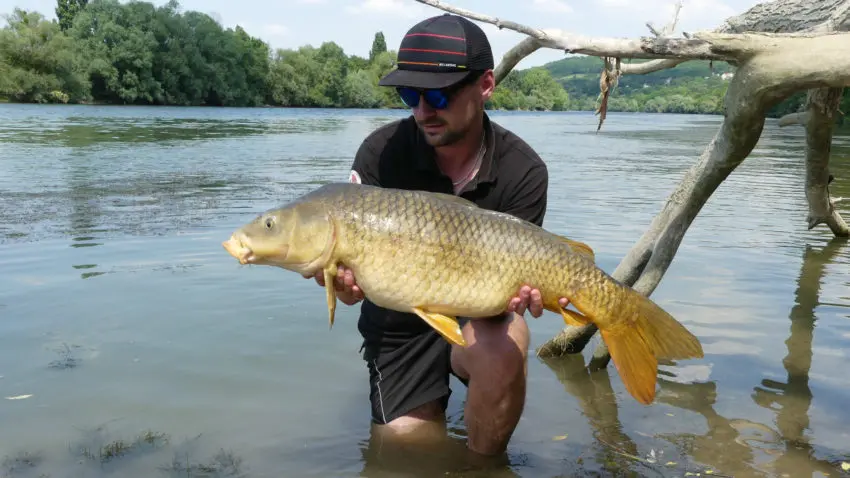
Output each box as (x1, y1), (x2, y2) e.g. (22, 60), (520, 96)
(359, 325), (470, 425)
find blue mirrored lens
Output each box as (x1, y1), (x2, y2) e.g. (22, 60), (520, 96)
(397, 87), (450, 110)
(423, 90), (449, 109)
(397, 88), (420, 108)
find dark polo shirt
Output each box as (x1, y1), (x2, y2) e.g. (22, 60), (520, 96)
(348, 112), (549, 343)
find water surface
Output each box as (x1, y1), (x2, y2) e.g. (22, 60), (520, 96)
(0, 104), (848, 477)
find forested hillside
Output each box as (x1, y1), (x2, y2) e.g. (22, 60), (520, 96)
(0, 0), (568, 110)
(1, 0), (846, 118)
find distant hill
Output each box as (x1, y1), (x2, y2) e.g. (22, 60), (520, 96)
(544, 55), (734, 79)
(483, 53), (843, 118)
(535, 55), (736, 114)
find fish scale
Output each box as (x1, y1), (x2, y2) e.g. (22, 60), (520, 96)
(222, 182), (704, 405)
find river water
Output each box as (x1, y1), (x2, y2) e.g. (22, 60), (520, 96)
(0, 104), (848, 477)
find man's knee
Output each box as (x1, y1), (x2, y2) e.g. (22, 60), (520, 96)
(380, 399), (447, 436)
(451, 312), (530, 383)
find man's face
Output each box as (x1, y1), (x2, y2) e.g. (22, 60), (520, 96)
(409, 71), (495, 147)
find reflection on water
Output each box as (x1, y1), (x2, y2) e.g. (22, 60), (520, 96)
(652, 239), (850, 478)
(0, 108), (349, 147)
(0, 105), (364, 244)
(0, 105), (848, 477)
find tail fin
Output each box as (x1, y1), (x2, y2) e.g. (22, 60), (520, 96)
(599, 288), (704, 405)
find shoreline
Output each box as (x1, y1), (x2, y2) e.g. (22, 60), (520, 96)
(0, 100), (726, 116)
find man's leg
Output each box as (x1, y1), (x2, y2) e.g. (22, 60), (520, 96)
(450, 312), (530, 456)
(362, 329), (455, 442)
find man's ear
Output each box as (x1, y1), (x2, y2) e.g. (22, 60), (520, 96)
(480, 70), (496, 100)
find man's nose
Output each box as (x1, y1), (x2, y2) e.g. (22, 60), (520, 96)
(413, 93), (436, 116)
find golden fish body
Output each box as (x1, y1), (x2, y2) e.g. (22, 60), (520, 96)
(222, 182), (704, 405)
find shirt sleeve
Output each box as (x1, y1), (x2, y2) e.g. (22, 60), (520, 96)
(349, 138), (382, 187)
(501, 163), (548, 227)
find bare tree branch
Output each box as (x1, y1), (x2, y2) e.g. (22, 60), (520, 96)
(414, 0), (850, 61)
(493, 37), (541, 85)
(777, 89), (850, 236)
(539, 45), (850, 365)
(804, 87), (850, 236)
(778, 111), (811, 126)
(647, 0), (683, 37)
(617, 59), (687, 75)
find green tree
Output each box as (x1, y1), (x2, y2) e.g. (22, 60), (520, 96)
(6, 1), (841, 113)
(0, 8), (90, 103)
(487, 68), (569, 111)
(55, 0), (88, 31)
(369, 32), (387, 62)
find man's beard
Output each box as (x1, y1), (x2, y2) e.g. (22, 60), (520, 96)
(417, 120), (466, 147)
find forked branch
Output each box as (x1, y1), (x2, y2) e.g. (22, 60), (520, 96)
(803, 88), (849, 236)
(494, 37), (542, 84)
(538, 47), (850, 362)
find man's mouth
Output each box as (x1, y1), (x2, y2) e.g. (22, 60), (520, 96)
(421, 123), (444, 133)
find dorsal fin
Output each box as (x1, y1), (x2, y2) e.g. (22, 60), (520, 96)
(556, 235), (595, 262)
(431, 192), (478, 208)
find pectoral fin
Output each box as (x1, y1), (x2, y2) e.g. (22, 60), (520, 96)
(555, 235), (595, 262)
(323, 265), (337, 330)
(412, 307), (466, 347)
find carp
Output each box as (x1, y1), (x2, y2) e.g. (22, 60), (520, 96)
(222, 182), (703, 405)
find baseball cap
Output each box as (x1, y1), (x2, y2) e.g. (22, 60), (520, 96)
(378, 13), (494, 90)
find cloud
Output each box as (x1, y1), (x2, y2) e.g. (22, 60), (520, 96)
(532, 0), (573, 14)
(262, 24), (289, 37)
(595, 0), (740, 32)
(345, 0), (429, 18)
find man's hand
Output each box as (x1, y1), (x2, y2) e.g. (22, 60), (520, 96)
(506, 285), (568, 318)
(306, 265), (364, 306)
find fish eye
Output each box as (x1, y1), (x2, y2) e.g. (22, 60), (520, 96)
(264, 217), (274, 229)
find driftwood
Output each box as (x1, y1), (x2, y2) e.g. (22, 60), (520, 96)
(413, 0), (850, 366)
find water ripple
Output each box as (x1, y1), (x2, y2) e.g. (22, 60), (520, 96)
(1, 105), (849, 478)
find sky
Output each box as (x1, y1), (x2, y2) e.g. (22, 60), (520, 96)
(1, 0), (766, 69)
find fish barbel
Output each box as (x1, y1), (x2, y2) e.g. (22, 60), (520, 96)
(222, 182), (703, 405)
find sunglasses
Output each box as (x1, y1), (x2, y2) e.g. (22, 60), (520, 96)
(395, 72), (484, 110)
(396, 87), (453, 110)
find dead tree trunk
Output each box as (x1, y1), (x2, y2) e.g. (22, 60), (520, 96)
(779, 87), (849, 236)
(413, 0), (850, 368)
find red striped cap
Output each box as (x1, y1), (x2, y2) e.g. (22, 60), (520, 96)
(378, 14), (494, 90)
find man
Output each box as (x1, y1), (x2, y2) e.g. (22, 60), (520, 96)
(311, 13), (567, 456)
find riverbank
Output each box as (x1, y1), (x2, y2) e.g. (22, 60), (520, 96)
(0, 98), (728, 116)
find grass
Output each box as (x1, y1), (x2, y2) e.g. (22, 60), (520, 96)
(77, 429), (170, 463)
(0, 425), (246, 477)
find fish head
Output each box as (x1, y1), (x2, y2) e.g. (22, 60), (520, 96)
(222, 200), (335, 275)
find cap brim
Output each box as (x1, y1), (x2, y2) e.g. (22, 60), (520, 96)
(378, 69), (471, 89)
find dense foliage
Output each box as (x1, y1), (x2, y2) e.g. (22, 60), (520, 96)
(0, 0), (846, 119)
(541, 56), (732, 114)
(539, 55), (849, 118)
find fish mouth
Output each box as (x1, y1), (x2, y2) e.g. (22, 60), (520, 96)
(222, 235), (255, 265)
